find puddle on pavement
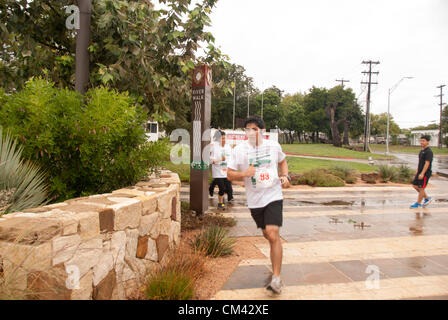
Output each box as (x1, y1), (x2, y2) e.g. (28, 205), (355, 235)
(328, 217), (344, 224)
(285, 200), (355, 206)
(323, 200), (355, 206)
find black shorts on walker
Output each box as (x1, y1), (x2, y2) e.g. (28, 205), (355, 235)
(412, 173), (431, 189)
(249, 200), (283, 229)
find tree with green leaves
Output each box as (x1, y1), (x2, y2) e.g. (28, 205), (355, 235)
(411, 123), (440, 131)
(326, 85), (364, 146)
(370, 113), (401, 137)
(278, 93), (306, 143)
(210, 63), (256, 129)
(442, 105), (448, 147)
(303, 87), (330, 143)
(0, 0), (227, 124)
(256, 86), (282, 130)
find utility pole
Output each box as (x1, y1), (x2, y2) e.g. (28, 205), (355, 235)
(232, 79), (236, 130)
(336, 79), (350, 87)
(247, 91), (250, 117)
(261, 83), (264, 120)
(361, 60), (380, 152)
(386, 77), (413, 154)
(75, 0), (92, 95)
(436, 85), (446, 149)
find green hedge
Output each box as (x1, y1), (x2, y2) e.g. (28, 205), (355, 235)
(296, 168), (346, 187)
(0, 78), (168, 201)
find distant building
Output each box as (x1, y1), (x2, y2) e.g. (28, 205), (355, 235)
(395, 134), (409, 145)
(210, 128), (278, 148)
(410, 129), (446, 147)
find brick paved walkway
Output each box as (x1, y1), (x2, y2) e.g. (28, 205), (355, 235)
(183, 178), (448, 300)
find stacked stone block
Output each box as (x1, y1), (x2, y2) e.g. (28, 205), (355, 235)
(0, 170), (181, 300)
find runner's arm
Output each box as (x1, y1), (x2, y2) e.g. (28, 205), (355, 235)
(419, 161), (430, 177)
(278, 158), (288, 177)
(227, 165), (255, 182)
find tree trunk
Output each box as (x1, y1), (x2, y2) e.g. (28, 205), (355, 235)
(343, 119), (349, 145)
(325, 102), (342, 147)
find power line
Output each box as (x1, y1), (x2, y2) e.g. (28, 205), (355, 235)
(361, 60), (380, 152)
(336, 78), (350, 87)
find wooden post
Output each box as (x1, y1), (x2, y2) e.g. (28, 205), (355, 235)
(75, 0), (92, 94)
(190, 66), (212, 215)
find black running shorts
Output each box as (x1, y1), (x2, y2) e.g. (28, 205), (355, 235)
(412, 173), (431, 189)
(249, 200), (283, 229)
(213, 178), (227, 196)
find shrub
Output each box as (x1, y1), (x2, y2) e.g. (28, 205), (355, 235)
(329, 165), (359, 184)
(0, 78), (163, 201)
(138, 138), (171, 177)
(297, 169), (345, 187)
(393, 164), (414, 184)
(192, 225), (236, 257)
(289, 173), (303, 185)
(181, 203), (237, 231)
(1, 127), (48, 214)
(144, 249), (206, 300)
(377, 164), (414, 184)
(377, 165), (395, 183)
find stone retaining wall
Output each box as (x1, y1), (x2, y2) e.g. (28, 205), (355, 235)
(0, 170), (181, 300)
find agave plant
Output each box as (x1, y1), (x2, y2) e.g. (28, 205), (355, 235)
(0, 127), (48, 215)
(192, 225), (236, 258)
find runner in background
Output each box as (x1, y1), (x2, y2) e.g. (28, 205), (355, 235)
(209, 130), (233, 210)
(410, 135), (434, 208)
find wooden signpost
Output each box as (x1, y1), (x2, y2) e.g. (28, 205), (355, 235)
(190, 65), (212, 215)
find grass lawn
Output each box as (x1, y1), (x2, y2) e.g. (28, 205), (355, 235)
(162, 161), (191, 183)
(286, 156), (377, 174)
(368, 144), (448, 155)
(281, 143), (394, 160)
(162, 156), (378, 183)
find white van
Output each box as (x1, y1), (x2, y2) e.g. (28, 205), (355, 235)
(145, 121), (159, 142)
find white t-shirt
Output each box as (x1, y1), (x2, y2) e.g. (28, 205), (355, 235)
(210, 143), (233, 178)
(227, 139), (286, 209)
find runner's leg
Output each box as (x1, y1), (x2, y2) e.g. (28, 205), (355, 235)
(262, 225), (282, 277)
(225, 179), (233, 200)
(216, 178), (226, 204)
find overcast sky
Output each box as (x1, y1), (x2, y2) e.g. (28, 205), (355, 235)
(206, 0), (448, 129)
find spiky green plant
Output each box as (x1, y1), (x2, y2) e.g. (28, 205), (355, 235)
(376, 165), (395, 183)
(0, 127), (48, 215)
(192, 225), (236, 258)
(144, 248), (206, 300)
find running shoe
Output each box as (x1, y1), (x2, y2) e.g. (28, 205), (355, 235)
(422, 197), (432, 207)
(266, 275), (283, 294)
(217, 203), (225, 210)
(410, 202), (422, 208)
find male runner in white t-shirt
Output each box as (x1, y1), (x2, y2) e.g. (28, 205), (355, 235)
(227, 116), (290, 294)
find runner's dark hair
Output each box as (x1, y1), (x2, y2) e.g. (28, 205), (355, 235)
(244, 116), (265, 129)
(421, 135), (431, 142)
(214, 130), (226, 141)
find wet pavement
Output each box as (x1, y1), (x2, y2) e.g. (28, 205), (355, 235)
(376, 152), (448, 177)
(181, 177), (448, 300)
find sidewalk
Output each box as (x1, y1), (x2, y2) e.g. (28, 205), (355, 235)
(196, 177), (448, 300)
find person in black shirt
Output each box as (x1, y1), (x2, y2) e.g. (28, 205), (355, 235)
(410, 135), (434, 208)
